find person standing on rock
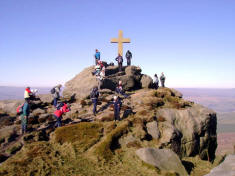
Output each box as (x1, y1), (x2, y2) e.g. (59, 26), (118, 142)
(115, 53), (123, 72)
(94, 49), (100, 65)
(97, 67), (105, 90)
(125, 50), (132, 66)
(153, 74), (159, 89)
(24, 87), (33, 101)
(160, 72), (166, 87)
(53, 103), (71, 128)
(21, 99), (30, 134)
(51, 84), (62, 107)
(113, 96), (122, 121)
(90, 86), (99, 116)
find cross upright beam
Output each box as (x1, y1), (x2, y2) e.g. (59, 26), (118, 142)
(111, 30), (131, 56)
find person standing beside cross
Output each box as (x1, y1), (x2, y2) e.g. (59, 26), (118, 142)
(125, 50), (132, 66)
(115, 53), (123, 72)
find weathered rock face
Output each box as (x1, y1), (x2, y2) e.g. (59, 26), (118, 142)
(63, 65), (147, 99)
(140, 74), (153, 88)
(205, 154), (235, 176)
(136, 148), (188, 176)
(156, 104), (217, 160)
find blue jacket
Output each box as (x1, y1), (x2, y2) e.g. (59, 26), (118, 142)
(95, 52), (100, 60)
(113, 98), (122, 111)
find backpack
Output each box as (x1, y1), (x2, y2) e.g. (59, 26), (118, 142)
(16, 103), (24, 115)
(50, 87), (56, 94)
(56, 102), (64, 110)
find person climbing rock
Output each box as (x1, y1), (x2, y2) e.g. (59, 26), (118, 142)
(51, 84), (62, 107)
(125, 50), (132, 66)
(53, 103), (70, 128)
(160, 72), (166, 87)
(115, 53), (123, 72)
(115, 80), (127, 98)
(90, 86), (99, 116)
(24, 87), (33, 101)
(153, 74), (159, 89)
(113, 96), (122, 121)
(94, 49), (100, 65)
(21, 99), (30, 134)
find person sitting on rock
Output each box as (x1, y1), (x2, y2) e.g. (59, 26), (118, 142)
(53, 103), (71, 128)
(52, 84), (62, 107)
(153, 74), (159, 89)
(113, 96), (122, 121)
(92, 60), (104, 76)
(24, 87), (33, 101)
(160, 72), (166, 87)
(115, 80), (127, 98)
(21, 99), (30, 134)
(125, 50), (132, 66)
(115, 53), (123, 72)
(94, 49), (100, 65)
(90, 86), (99, 116)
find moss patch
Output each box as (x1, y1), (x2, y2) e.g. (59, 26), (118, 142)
(54, 122), (103, 153)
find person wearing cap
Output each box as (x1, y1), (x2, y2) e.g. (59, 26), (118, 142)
(53, 84), (62, 107)
(113, 96), (122, 121)
(53, 103), (71, 128)
(94, 49), (101, 65)
(24, 87), (33, 101)
(21, 98), (30, 134)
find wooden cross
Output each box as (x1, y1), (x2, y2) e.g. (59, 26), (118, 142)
(111, 30), (131, 56)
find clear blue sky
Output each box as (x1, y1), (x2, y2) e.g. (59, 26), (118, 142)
(0, 0), (234, 88)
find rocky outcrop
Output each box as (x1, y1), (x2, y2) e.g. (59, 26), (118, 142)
(63, 65), (147, 99)
(136, 148), (188, 176)
(205, 154), (235, 176)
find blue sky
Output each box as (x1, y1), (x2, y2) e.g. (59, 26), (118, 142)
(0, 0), (234, 88)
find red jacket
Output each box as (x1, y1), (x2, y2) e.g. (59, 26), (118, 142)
(54, 104), (70, 118)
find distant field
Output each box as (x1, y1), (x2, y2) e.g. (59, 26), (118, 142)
(0, 86), (50, 100)
(177, 88), (235, 113)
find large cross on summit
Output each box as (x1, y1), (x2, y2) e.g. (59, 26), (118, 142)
(111, 30), (131, 56)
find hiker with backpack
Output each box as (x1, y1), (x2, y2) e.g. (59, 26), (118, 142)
(115, 53), (123, 72)
(24, 87), (33, 101)
(53, 102), (71, 128)
(153, 74), (159, 89)
(90, 86), (99, 116)
(160, 72), (166, 87)
(113, 96), (122, 121)
(20, 99), (30, 134)
(115, 80), (127, 98)
(94, 49), (101, 65)
(51, 84), (62, 107)
(125, 50), (132, 66)
(92, 60), (104, 76)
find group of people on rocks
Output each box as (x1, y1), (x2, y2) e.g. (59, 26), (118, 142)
(19, 49), (166, 134)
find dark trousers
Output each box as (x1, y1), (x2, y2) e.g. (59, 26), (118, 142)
(114, 108), (120, 121)
(21, 123), (27, 134)
(161, 80), (165, 87)
(92, 99), (97, 115)
(118, 63), (122, 72)
(153, 82), (159, 89)
(54, 115), (62, 127)
(53, 98), (58, 107)
(127, 59), (131, 66)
